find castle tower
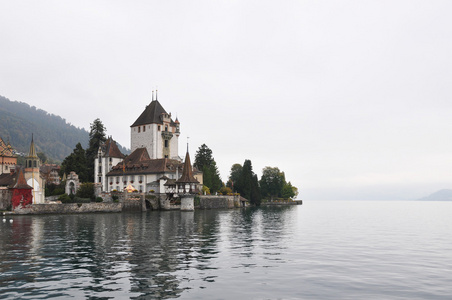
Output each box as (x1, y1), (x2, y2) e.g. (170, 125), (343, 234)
(130, 95), (180, 160)
(24, 135), (45, 204)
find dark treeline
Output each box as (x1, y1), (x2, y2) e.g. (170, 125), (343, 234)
(194, 144), (299, 206)
(0, 95), (128, 162)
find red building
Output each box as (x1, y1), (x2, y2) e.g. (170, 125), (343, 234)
(11, 168), (33, 209)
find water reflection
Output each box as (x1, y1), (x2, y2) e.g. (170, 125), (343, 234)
(0, 206), (296, 299)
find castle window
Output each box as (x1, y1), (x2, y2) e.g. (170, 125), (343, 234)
(165, 140), (168, 148)
(33, 161), (37, 168)
(165, 126), (168, 131)
(109, 157), (112, 162)
(158, 125), (161, 131)
(138, 127), (141, 133)
(165, 155), (168, 158)
(143, 126), (146, 132)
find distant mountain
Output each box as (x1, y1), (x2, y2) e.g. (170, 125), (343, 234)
(419, 189), (452, 201)
(0, 95), (129, 163)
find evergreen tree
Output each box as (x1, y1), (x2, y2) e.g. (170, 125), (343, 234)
(60, 143), (89, 182)
(227, 163), (242, 191)
(194, 144), (222, 193)
(235, 159), (261, 206)
(86, 118), (107, 182)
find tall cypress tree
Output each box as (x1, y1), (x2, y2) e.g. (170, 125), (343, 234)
(236, 159), (261, 206)
(86, 118), (106, 182)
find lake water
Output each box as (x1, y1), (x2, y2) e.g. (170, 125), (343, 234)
(1, 201), (451, 299)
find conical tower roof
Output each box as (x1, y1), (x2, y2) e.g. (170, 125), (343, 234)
(176, 149), (199, 184)
(27, 135), (38, 158)
(13, 168), (32, 189)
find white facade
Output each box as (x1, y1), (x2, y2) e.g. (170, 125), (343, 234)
(95, 155), (124, 192)
(130, 100), (180, 160)
(106, 171), (180, 193)
(130, 120), (180, 160)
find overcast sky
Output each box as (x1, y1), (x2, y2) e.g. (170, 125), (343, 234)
(1, 0), (452, 200)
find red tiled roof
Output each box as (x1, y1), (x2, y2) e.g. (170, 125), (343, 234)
(103, 138), (125, 158)
(13, 168), (32, 189)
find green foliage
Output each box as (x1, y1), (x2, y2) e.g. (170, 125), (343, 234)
(76, 182), (95, 200)
(194, 144), (222, 193)
(112, 195), (119, 202)
(0, 96), (129, 165)
(227, 163), (242, 191)
(194, 195), (200, 206)
(58, 193), (71, 203)
(202, 185), (210, 195)
(95, 197), (103, 203)
(0, 95), (89, 162)
(235, 159), (261, 206)
(219, 186), (232, 195)
(60, 143), (89, 182)
(45, 183), (65, 197)
(86, 118), (107, 182)
(37, 152), (47, 164)
(260, 167), (285, 200)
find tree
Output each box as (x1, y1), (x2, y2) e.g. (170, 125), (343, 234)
(235, 159), (261, 206)
(281, 181), (296, 199)
(227, 163), (242, 191)
(260, 167), (285, 200)
(60, 143), (89, 182)
(86, 118), (107, 182)
(194, 144), (222, 193)
(76, 182), (95, 200)
(37, 152), (48, 164)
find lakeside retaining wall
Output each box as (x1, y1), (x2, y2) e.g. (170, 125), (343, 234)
(199, 195), (238, 209)
(14, 203), (123, 214)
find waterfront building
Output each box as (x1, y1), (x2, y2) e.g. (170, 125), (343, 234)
(98, 95), (202, 193)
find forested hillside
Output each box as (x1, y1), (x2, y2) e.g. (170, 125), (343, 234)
(0, 95), (128, 162)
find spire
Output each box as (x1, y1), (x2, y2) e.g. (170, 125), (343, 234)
(28, 134), (37, 158)
(156, 89), (158, 101)
(176, 148), (199, 184)
(152, 90), (154, 101)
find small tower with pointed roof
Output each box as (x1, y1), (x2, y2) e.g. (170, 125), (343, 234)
(24, 135), (45, 204)
(130, 92), (180, 160)
(176, 147), (199, 211)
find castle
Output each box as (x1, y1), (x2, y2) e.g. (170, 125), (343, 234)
(94, 96), (202, 194)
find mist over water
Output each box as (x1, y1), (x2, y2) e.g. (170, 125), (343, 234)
(1, 202), (451, 299)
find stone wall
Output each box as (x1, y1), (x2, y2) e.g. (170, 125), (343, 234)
(199, 195), (236, 209)
(14, 203), (123, 215)
(0, 189), (11, 210)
